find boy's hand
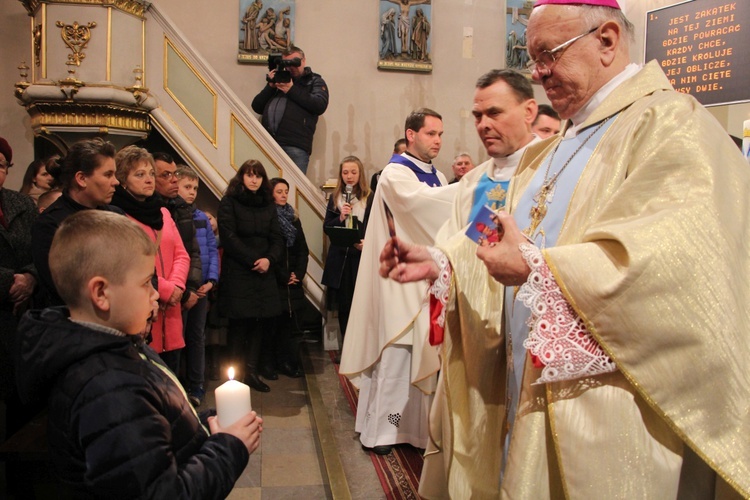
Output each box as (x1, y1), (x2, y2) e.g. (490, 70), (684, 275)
(196, 282), (214, 297)
(208, 411), (263, 455)
(183, 291), (199, 310)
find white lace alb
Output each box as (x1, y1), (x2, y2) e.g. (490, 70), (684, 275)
(517, 243), (617, 384)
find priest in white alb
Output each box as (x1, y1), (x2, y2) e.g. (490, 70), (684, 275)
(340, 108), (457, 455)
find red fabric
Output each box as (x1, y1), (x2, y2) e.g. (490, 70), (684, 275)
(531, 354), (544, 368)
(130, 208), (189, 353)
(429, 294), (444, 346)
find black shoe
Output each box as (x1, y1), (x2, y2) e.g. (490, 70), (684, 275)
(244, 373), (270, 392)
(278, 362), (303, 378)
(187, 387), (205, 407)
(260, 367), (278, 380)
(365, 445), (393, 455)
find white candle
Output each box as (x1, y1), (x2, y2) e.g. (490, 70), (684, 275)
(215, 367), (252, 428)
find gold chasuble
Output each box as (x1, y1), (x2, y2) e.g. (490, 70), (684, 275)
(501, 61), (750, 498)
(419, 160), (510, 499)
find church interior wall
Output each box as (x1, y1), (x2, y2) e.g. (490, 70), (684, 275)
(1, 0), (747, 192)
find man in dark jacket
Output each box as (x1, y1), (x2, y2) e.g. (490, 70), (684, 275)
(251, 46), (329, 175)
(152, 152), (202, 311)
(16, 210), (261, 498)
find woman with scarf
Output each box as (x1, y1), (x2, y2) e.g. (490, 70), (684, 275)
(218, 160), (283, 393)
(269, 178), (308, 378)
(111, 146), (189, 374)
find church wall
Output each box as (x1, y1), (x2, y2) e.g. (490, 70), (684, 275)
(2, 0), (747, 191)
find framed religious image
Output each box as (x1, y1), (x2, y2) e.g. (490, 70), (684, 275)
(506, 0), (533, 73)
(378, 0), (433, 73)
(238, 0), (296, 64)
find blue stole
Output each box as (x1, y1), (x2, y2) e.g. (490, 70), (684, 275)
(501, 116), (617, 470)
(389, 154), (441, 187)
(468, 172), (510, 223)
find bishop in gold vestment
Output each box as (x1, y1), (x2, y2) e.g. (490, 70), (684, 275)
(486, 2), (750, 497)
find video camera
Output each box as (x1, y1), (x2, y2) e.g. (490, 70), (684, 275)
(267, 54), (301, 84)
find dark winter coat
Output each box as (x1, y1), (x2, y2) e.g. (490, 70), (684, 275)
(31, 192), (124, 306)
(157, 193), (202, 294)
(274, 216), (309, 315)
(0, 188), (37, 398)
(251, 66), (329, 155)
(0, 188), (37, 308)
(15, 307), (249, 499)
(218, 189), (284, 319)
(321, 196), (363, 290)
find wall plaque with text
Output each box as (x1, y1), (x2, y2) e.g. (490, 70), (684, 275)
(645, 0), (749, 106)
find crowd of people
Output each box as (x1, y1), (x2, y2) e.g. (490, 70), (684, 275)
(2, 0), (750, 497)
(0, 135), (319, 496)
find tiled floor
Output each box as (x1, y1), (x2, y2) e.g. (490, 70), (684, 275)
(202, 341), (385, 499)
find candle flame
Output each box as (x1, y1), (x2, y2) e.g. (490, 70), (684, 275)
(228, 367), (235, 381)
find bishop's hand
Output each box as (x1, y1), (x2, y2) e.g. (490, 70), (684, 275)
(379, 236), (439, 283)
(476, 211), (531, 286)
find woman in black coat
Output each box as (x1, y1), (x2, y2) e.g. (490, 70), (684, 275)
(270, 178), (309, 378)
(218, 160), (283, 392)
(321, 156), (370, 345)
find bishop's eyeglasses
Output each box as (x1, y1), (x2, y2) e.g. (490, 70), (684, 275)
(526, 26), (600, 74)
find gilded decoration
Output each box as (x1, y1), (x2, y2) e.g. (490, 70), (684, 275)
(109, 0), (146, 17)
(56, 20), (97, 67)
(19, 0), (146, 18)
(33, 24), (42, 66)
(26, 102), (151, 133)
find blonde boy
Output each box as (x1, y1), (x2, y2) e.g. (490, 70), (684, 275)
(176, 166), (220, 405)
(15, 211), (260, 498)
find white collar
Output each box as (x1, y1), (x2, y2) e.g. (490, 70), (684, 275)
(402, 152), (434, 173)
(492, 135), (541, 181)
(566, 63), (642, 138)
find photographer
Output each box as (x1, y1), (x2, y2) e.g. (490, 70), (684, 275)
(251, 46), (329, 175)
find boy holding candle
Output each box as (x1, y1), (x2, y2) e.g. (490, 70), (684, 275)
(14, 210), (262, 498)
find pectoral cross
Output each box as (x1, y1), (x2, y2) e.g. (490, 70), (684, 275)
(524, 183), (554, 238)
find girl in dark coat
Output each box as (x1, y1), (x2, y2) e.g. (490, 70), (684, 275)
(321, 156), (370, 345)
(218, 160), (283, 392)
(270, 178), (309, 378)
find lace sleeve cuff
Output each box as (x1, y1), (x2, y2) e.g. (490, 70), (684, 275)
(427, 247), (451, 345)
(428, 247), (451, 310)
(517, 243), (617, 385)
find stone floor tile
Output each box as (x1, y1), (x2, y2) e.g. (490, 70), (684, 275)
(261, 453), (324, 487)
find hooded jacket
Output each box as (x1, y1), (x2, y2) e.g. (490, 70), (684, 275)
(15, 307), (248, 499)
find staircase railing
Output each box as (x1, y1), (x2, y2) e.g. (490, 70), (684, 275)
(144, 4), (328, 314)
